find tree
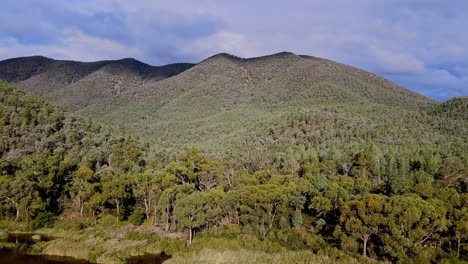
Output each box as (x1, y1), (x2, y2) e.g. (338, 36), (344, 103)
(174, 191), (207, 244)
(436, 156), (467, 190)
(438, 190), (467, 258)
(336, 194), (387, 257)
(382, 195), (449, 261)
(109, 140), (142, 174)
(163, 148), (220, 192)
(350, 151), (373, 178)
(70, 164), (97, 217)
(86, 192), (105, 224)
(309, 180), (350, 216)
(452, 202), (467, 258)
(131, 172), (159, 221)
(0, 175), (32, 221)
(157, 188), (177, 231)
(202, 187), (225, 229)
(102, 174), (131, 221)
(291, 209), (303, 229)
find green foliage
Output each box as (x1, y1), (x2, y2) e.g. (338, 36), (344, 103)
(128, 208), (145, 226)
(0, 82), (467, 262)
(291, 209), (303, 229)
(335, 194), (387, 257)
(31, 211), (55, 230)
(174, 191), (207, 243)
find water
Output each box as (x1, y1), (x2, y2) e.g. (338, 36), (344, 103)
(126, 252), (171, 264)
(4, 233), (52, 244)
(0, 233), (171, 263)
(0, 247), (89, 264)
(0, 233), (88, 263)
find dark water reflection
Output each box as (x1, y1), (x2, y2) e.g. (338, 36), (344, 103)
(0, 248), (89, 264)
(126, 252), (171, 264)
(1, 233), (171, 263)
(5, 233), (52, 244)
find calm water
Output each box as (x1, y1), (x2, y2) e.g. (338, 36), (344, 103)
(0, 233), (171, 264)
(126, 253), (171, 264)
(0, 248), (89, 264)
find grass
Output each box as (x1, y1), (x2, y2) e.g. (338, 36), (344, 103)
(32, 224), (185, 263)
(165, 248), (379, 264)
(0, 218), (186, 263)
(0, 219), (389, 264)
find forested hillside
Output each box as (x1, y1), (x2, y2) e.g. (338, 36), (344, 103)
(0, 82), (147, 221)
(0, 82), (466, 263)
(1, 52), (451, 161)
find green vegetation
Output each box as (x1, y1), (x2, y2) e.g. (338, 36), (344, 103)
(0, 81), (466, 263)
(1, 52), (447, 161)
(165, 248), (360, 264)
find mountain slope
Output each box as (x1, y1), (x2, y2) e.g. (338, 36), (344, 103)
(1, 53), (465, 161)
(0, 56), (194, 109)
(0, 81), (145, 176)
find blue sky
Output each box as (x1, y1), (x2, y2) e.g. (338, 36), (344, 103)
(0, 0), (467, 100)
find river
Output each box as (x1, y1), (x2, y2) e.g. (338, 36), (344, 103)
(0, 233), (171, 263)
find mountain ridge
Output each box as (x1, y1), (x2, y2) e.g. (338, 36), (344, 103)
(0, 53), (449, 104)
(0, 52), (464, 159)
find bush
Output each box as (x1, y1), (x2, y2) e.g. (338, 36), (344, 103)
(98, 214), (123, 227)
(291, 209), (303, 228)
(31, 212), (55, 230)
(53, 218), (90, 231)
(128, 208), (145, 226)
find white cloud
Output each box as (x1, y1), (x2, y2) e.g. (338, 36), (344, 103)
(419, 68), (467, 89)
(184, 31), (260, 59)
(0, 30), (141, 62)
(0, 0), (467, 99)
(0, 47), (13, 59)
(369, 45), (425, 75)
(54, 30), (141, 61)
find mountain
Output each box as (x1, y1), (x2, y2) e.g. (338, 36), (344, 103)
(0, 55), (194, 109)
(0, 53), (465, 162)
(2, 66), (466, 264)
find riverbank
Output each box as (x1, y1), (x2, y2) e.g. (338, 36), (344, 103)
(0, 220), (186, 263)
(0, 220), (377, 264)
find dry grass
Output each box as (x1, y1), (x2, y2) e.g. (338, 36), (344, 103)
(166, 248), (364, 264)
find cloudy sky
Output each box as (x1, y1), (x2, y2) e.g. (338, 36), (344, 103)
(0, 0), (467, 100)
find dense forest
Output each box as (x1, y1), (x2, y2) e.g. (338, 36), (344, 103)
(0, 53), (445, 159)
(0, 81), (466, 263)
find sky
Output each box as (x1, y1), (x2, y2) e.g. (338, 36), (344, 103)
(0, 0), (467, 100)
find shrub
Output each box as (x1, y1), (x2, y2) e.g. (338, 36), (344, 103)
(31, 212), (55, 230)
(291, 209), (303, 228)
(98, 215), (118, 226)
(125, 230), (152, 240)
(128, 208), (145, 226)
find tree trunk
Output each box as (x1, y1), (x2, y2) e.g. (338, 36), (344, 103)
(165, 205), (170, 232)
(115, 199), (120, 221)
(6, 197), (20, 221)
(269, 209), (278, 229)
(188, 227), (192, 245)
(92, 209), (97, 224)
(15, 207), (20, 221)
(109, 154), (113, 170)
(80, 203), (84, 217)
(144, 197), (150, 220)
(457, 238), (461, 257)
(362, 235), (369, 257)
